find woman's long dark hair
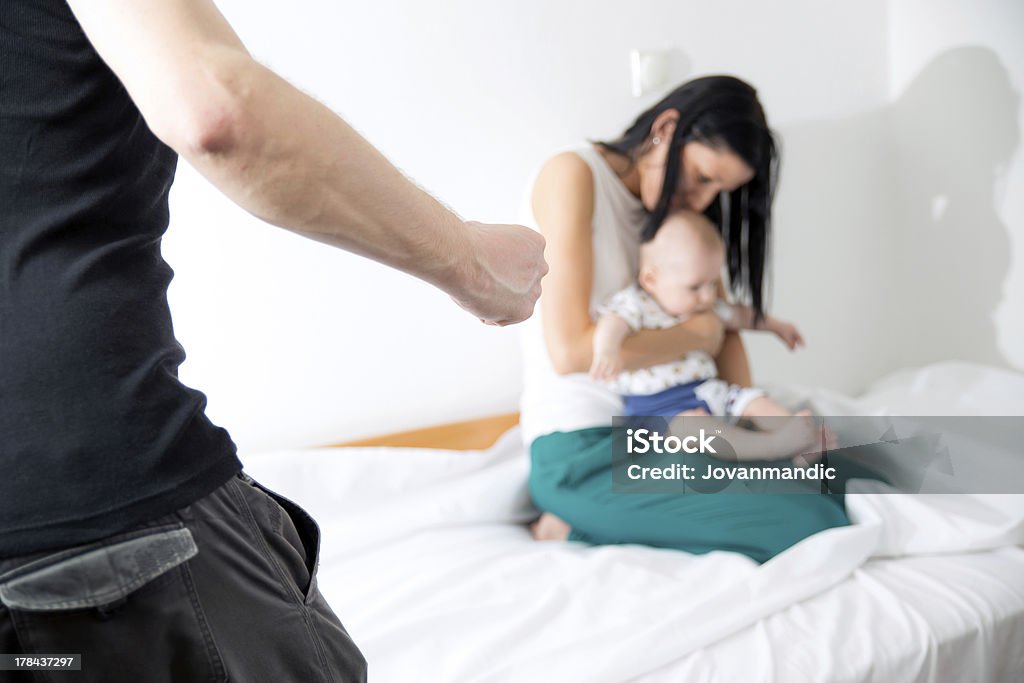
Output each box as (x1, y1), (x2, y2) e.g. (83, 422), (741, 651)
(596, 75), (779, 320)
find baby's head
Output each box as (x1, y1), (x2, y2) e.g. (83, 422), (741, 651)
(638, 210), (725, 318)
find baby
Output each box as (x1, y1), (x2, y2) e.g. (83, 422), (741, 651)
(591, 210), (825, 463)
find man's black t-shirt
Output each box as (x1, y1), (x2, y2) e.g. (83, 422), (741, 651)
(1, 1), (242, 556)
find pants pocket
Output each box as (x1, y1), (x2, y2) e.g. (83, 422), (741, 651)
(0, 523), (226, 683)
(235, 472), (322, 605)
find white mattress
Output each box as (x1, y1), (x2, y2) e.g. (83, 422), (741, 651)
(241, 362), (1024, 682)
(646, 548), (1024, 682)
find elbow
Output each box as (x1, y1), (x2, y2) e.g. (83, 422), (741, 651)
(149, 60), (253, 160)
(550, 354), (576, 376)
(179, 104), (243, 157)
(545, 326), (594, 375)
(548, 344), (587, 376)
(171, 93), (246, 161)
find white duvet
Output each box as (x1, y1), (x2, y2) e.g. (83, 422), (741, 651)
(241, 363), (1024, 682)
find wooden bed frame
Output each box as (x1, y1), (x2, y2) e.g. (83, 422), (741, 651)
(330, 413), (520, 451)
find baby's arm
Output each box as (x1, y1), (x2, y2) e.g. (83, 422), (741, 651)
(589, 313), (633, 381)
(718, 303), (805, 351)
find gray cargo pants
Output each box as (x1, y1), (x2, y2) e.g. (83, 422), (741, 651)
(0, 471), (368, 682)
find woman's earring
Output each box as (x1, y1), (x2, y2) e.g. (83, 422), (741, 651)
(652, 136), (661, 145)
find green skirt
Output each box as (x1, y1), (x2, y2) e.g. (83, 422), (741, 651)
(529, 427), (852, 563)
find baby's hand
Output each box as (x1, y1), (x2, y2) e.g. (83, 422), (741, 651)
(589, 349), (623, 382)
(771, 320), (805, 351)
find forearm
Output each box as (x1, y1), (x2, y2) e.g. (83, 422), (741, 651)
(727, 304), (785, 334)
(725, 303), (781, 331)
(721, 303), (751, 331)
(179, 55), (473, 292)
(619, 324), (714, 372)
(593, 315), (632, 354)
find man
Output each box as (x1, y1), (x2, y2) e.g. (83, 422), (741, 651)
(0, 0), (547, 680)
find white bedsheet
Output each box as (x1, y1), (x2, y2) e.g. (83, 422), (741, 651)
(241, 363), (1024, 682)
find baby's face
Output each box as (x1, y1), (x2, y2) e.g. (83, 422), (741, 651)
(642, 246), (724, 318)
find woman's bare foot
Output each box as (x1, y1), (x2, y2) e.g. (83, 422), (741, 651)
(530, 512), (571, 541)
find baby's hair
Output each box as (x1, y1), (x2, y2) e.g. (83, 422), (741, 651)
(640, 210), (724, 269)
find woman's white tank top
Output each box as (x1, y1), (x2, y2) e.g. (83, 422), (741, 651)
(518, 144), (647, 444)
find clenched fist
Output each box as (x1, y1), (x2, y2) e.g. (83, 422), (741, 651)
(450, 221), (548, 326)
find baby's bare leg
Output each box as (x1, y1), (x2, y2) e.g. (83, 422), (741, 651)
(741, 399), (837, 458)
(742, 396), (793, 419)
(666, 412), (807, 462)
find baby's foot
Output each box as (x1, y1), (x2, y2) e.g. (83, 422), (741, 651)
(790, 410), (837, 466)
(774, 410), (821, 465)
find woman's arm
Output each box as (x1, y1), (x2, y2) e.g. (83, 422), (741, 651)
(620, 314), (724, 372)
(532, 151), (724, 375)
(716, 331), (752, 387)
(713, 279), (753, 386)
(532, 152), (597, 374)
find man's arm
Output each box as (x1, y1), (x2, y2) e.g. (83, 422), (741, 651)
(66, 0), (546, 325)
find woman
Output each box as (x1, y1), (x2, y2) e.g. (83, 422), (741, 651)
(520, 75), (849, 563)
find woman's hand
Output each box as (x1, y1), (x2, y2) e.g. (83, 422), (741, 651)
(450, 221), (549, 326)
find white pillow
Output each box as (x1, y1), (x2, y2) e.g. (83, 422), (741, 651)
(859, 361), (1024, 416)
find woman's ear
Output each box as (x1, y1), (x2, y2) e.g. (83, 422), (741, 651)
(650, 109), (680, 142)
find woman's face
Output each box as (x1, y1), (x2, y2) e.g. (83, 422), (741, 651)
(638, 115), (757, 213)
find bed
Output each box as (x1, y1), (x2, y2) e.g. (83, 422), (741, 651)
(240, 362), (1024, 682)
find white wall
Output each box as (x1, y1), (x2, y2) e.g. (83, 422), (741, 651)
(886, 0), (1024, 372)
(164, 0), (907, 452)
(750, 0), (1024, 394)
